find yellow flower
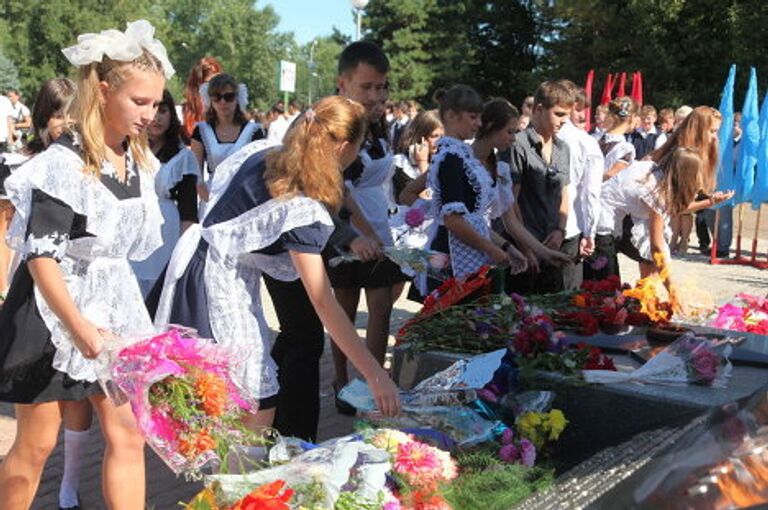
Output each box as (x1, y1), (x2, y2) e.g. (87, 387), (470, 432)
(369, 428), (413, 456)
(546, 409), (568, 440)
(184, 486), (220, 510)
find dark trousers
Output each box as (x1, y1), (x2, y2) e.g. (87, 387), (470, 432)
(507, 235), (579, 295)
(560, 235), (582, 291)
(697, 207), (732, 254)
(263, 274), (325, 442)
(583, 233), (620, 281)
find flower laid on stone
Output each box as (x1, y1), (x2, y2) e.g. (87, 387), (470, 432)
(516, 410), (568, 451)
(710, 293), (768, 334)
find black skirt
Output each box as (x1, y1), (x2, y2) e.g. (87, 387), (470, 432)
(326, 257), (408, 289)
(0, 265), (100, 403)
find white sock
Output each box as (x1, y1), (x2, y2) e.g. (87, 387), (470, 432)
(59, 428), (91, 508)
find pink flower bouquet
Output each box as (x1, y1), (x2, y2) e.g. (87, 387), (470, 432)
(97, 327), (256, 476)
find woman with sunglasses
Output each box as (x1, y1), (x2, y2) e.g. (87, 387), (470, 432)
(190, 73), (266, 201)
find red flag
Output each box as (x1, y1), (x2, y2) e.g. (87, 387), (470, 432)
(585, 69), (594, 131)
(630, 71), (644, 106)
(600, 73), (614, 105)
(617, 72), (627, 97)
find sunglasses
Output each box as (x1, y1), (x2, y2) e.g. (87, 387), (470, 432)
(211, 92), (237, 103)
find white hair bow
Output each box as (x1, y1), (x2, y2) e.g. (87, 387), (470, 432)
(61, 19), (175, 80)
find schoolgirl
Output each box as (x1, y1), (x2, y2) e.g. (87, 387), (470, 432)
(0, 20), (170, 509)
(152, 97), (401, 430)
(599, 96), (638, 180)
(423, 86), (517, 293)
(190, 73), (265, 201)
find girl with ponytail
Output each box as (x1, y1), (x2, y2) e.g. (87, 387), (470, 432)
(151, 96), (402, 430)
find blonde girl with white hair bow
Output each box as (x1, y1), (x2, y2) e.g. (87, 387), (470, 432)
(0, 20), (170, 509)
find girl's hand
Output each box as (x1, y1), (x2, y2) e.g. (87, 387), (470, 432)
(711, 190), (735, 205)
(488, 245), (511, 265)
(410, 137), (430, 165)
(540, 247), (573, 268)
(524, 249), (540, 273)
(367, 370), (401, 417)
(505, 244), (528, 274)
(71, 320), (107, 359)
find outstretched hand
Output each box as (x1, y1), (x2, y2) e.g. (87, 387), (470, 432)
(368, 371), (401, 417)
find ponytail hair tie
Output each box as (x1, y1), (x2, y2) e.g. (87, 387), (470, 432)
(304, 108), (316, 124)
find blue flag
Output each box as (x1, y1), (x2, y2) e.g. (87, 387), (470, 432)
(734, 67), (760, 204)
(715, 65), (736, 203)
(751, 91), (768, 209)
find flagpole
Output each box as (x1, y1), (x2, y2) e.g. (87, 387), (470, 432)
(736, 203), (745, 259)
(751, 205), (762, 263)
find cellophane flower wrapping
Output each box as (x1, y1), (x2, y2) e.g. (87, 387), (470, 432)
(96, 327), (256, 477)
(202, 434), (393, 508)
(583, 333), (732, 387)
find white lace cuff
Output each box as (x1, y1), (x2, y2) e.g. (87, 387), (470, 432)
(440, 201), (469, 217)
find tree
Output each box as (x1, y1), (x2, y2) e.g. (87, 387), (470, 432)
(0, 52), (21, 92)
(363, 0), (544, 106)
(538, 0), (768, 108)
(364, 0), (436, 101)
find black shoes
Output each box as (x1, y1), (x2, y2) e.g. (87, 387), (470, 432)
(333, 382), (357, 416)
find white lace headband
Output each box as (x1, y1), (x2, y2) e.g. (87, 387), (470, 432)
(61, 19), (175, 80)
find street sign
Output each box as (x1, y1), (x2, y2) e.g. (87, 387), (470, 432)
(279, 60), (296, 93)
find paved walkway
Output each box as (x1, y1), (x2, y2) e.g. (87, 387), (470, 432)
(2, 226), (766, 508)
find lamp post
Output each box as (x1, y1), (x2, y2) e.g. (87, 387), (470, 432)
(350, 0), (369, 42)
(308, 39), (318, 105)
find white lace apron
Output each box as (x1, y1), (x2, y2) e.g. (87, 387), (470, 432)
(5, 144), (163, 382)
(425, 137), (496, 284)
(198, 121), (259, 179)
(346, 139), (395, 246)
(131, 146), (199, 296)
(155, 141), (334, 401)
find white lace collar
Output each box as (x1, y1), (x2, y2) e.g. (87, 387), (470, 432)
(100, 148), (137, 185)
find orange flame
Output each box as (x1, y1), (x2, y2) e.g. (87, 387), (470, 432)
(715, 452), (768, 507)
(622, 253), (672, 323)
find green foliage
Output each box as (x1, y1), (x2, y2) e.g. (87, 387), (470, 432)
(0, 0), (300, 109)
(540, 0), (768, 108)
(444, 448), (554, 510)
(0, 52), (21, 91)
(364, 0), (541, 105)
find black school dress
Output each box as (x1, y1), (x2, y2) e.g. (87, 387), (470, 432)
(0, 134), (162, 403)
(151, 140), (334, 407)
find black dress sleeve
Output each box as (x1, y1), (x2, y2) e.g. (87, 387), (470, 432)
(437, 153), (477, 213)
(280, 222), (329, 254)
(169, 174), (199, 223)
(25, 190), (75, 262)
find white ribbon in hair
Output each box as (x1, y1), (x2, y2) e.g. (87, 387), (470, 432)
(61, 19), (175, 80)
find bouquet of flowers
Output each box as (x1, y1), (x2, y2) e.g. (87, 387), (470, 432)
(97, 327), (257, 476)
(362, 428), (458, 509)
(397, 292), (526, 354)
(515, 410), (567, 451)
(583, 333), (732, 387)
(509, 314), (616, 374)
(390, 202), (434, 251)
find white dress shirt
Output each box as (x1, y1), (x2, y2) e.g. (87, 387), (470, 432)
(558, 120), (605, 240)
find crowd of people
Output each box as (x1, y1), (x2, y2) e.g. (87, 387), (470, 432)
(0, 19), (737, 510)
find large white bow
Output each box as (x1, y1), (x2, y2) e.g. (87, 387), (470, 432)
(61, 19), (175, 80)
